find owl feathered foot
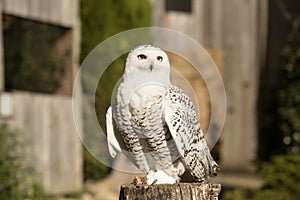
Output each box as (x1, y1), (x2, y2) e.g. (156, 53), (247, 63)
(146, 170), (178, 184)
(132, 170), (178, 185)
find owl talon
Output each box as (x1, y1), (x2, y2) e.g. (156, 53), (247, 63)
(146, 170), (177, 184)
(151, 179), (158, 185)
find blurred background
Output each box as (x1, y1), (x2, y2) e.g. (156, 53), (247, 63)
(0, 0), (299, 199)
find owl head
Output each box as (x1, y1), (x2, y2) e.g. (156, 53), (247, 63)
(124, 45), (170, 74)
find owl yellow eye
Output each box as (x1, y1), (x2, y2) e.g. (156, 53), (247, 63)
(137, 54), (147, 60)
(157, 56), (163, 62)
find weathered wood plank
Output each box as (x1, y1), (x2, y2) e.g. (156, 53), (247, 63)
(2, 0), (78, 27)
(119, 183), (221, 200)
(8, 91), (83, 194)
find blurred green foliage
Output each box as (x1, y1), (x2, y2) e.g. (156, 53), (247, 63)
(224, 154), (300, 200)
(0, 124), (51, 199)
(260, 154), (300, 197)
(80, 0), (152, 181)
(83, 147), (112, 181)
(3, 15), (67, 93)
(278, 18), (300, 154)
(80, 0), (152, 62)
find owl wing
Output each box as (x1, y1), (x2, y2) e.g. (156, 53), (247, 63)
(164, 85), (218, 180)
(106, 106), (122, 158)
(106, 105), (151, 173)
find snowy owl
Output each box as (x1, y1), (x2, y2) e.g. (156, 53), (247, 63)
(106, 45), (219, 184)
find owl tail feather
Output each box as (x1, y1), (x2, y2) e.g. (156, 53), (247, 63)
(210, 161), (220, 177)
(206, 154), (220, 177)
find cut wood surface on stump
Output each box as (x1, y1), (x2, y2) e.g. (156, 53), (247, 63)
(119, 182), (221, 200)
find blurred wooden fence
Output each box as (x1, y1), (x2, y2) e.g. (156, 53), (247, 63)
(5, 91), (82, 194)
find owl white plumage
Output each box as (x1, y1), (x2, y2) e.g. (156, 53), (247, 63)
(106, 45), (219, 184)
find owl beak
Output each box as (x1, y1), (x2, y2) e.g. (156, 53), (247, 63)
(150, 63), (154, 71)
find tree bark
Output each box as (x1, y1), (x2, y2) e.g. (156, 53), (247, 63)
(119, 182), (221, 200)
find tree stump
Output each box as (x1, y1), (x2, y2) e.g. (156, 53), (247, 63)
(119, 183), (221, 200)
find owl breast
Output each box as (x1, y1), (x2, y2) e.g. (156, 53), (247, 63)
(127, 86), (181, 172)
(129, 85), (166, 136)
